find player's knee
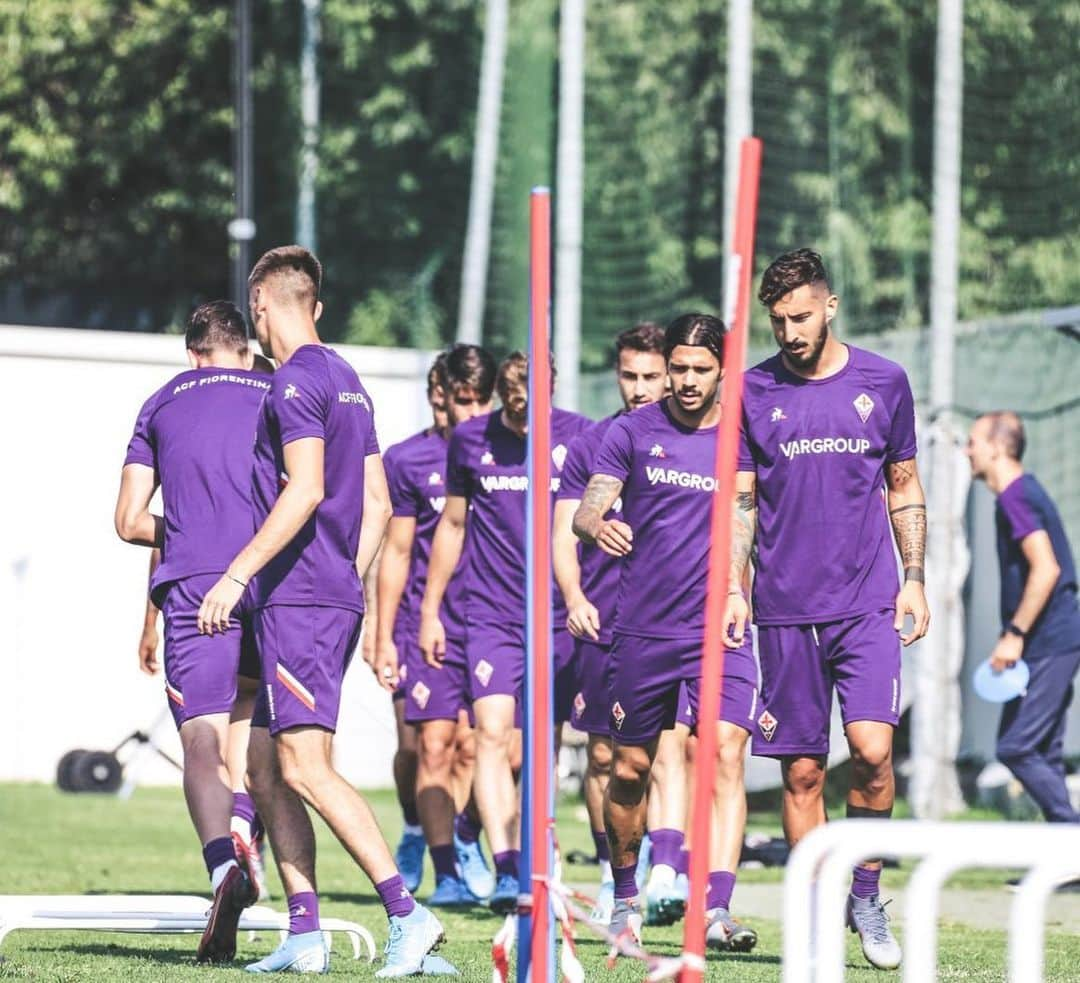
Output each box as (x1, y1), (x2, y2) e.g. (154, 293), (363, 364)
(419, 729), (454, 773)
(849, 740), (892, 782)
(784, 759), (826, 802)
(179, 721), (224, 765)
(588, 739), (613, 776)
(995, 740), (1025, 767)
(609, 746), (650, 800)
(714, 739), (746, 783)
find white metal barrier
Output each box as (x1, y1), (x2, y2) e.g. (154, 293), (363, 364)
(783, 819), (1080, 983)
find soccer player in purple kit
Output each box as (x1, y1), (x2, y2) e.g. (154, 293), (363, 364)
(573, 314), (759, 955)
(419, 351), (590, 913)
(196, 246), (443, 976)
(966, 411), (1080, 824)
(376, 343), (499, 907)
(553, 322), (677, 925)
(115, 300), (271, 962)
(728, 249), (930, 970)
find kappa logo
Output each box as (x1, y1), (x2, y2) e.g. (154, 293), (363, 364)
(771, 406), (787, 423)
(757, 709), (778, 742)
(573, 692), (586, 720)
(552, 443), (567, 470)
(854, 393), (875, 423)
(428, 471), (442, 486)
(611, 701), (626, 730)
(481, 451), (495, 465)
(649, 443), (665, 458)
(284, 383), (298, 400)
(411, 681), (431, 710)
(474, 659), (494, 687)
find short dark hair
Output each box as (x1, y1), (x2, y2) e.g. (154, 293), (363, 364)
(983, 410), (1026, 461)
(185, 300), (249, 356)
(758, 248), (831, 308)
(497, 350), (528, 403)
(248, 245), (322, 311)
(427, 351), (449, 397)
(614, 322), (665, 361)
(662, 313), (725, 365)
(439, 343), (497, 403)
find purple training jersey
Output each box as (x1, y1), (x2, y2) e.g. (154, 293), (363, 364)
(124, 367), (271, 606)
(738, 345), (917, 625)
(250, 345), (379, 611)
(384, 427), (466, 640)
(556, 414), (624, 645)
(592, 399), (725, 640)
(446, 407), (591, 625)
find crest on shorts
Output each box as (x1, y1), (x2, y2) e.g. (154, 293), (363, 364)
(853, 393), (874, 423)
(552, 444), (567, 470)
(573, 692), (586, 720)
(611, 701), (626, 730)
(474, 659), (494, 687)
(757, 709), (778, 742)
(411, 681), (431, 710)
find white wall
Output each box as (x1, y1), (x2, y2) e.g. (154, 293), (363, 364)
(0, 325), (435, 788)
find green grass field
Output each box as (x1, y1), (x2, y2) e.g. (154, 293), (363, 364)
(2, 783), (1080, 980)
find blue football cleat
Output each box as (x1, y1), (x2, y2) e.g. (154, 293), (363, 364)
(428, 874), (476, 908)
(375, 904), (445, 978)
(395, 830), (426, 894)
(488, 873), (520, 915)
(455, 834), (495, 900)
(246, 930), (329, 973)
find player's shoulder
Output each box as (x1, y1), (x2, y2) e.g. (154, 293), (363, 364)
(742, 353), (787, 396)
(846, 345), (910, 392)
(553, 407), (593, 438)
(387, 427), (442, 467)
(610, 400), (666, 439)
(448, 411), (493, 455)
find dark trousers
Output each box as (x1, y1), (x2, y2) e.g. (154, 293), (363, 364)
(996, 645), (1080, 823)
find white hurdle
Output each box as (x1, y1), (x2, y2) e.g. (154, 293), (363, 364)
(783, 819), (1080, 983)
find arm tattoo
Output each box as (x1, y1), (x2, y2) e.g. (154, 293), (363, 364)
(572, 474), (624, 544)
(887, 459), (915, 488)
(730, 483), (757, 586)
(889, 502), (926, 583)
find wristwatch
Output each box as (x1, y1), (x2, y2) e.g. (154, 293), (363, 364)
(1004, 622), (1027, 640)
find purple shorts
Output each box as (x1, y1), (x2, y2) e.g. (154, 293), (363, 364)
(404, 635), (471, 724)
(553, 628), (577, 726)
(607, 632), (758, 745)
(391, 619), (414, 703)
(676, 681), (695, 731)
(571, 637), (611, 735)
(161, 574), (260, 730)
(251, 604), (363, 736)
(753, 609), (901, 758)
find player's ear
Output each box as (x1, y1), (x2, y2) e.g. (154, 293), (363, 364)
(313, 300), (324, 323)
(186, 348), (198, 370)
(825, 292), (839, 324)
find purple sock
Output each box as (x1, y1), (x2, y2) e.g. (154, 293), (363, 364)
(377, 874), (417, 919)
(649, 828), (684, 870)
(676, 848), (690, 877)
(613, 862), (639, 900)
(402, 802), (421, 828)
(202, 836), (237, 878)
(706, 870), (736, 911)
(591, 830), (610, 864)
(455, 811), (482, 845)
(493, 850), (520, 878)
(851, 865), (881, 900)
(288, 891), (320, 935)
(232, 791), (258, 839)
(430, 843), (458, 880)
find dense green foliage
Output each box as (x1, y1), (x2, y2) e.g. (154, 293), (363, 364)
(0, 0), (1075, 357)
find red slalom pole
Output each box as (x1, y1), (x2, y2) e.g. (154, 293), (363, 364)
(680, 137), (763, 983)
(519, 186), (554, 983)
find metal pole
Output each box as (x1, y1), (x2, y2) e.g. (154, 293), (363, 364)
(456, 0), (509, 344)
(554, 0), (584, 410)
(913, 0), (966, 819)
(230, 0), (255, 321)
(722, 0), (752, 286)
(296, 0), (321, 252)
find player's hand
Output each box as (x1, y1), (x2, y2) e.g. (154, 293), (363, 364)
(990, 633), (1024, 672)
(197, 575), (245, 636)
(361, 622), (378, 667)
(722, 591), (750, 649)
(138, 622), (160, 675)
(595, 519), (633, 557)
(419, 611), (446, 669)
(894, 581), (930, 646)
(372, 637), (400, 692)
(566, 595), (600, 641)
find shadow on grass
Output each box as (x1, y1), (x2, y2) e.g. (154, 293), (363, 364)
(20, 942), (203, 967)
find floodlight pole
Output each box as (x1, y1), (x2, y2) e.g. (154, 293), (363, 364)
(457, 0), (509, 344)
(913, 0), (966, 819)
(230, 0), (255, 321)
(296, 0), (321, 252)
(554, 0), (585, 410)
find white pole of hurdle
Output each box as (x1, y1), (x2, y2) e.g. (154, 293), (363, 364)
(784, 820), (1080, 983)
